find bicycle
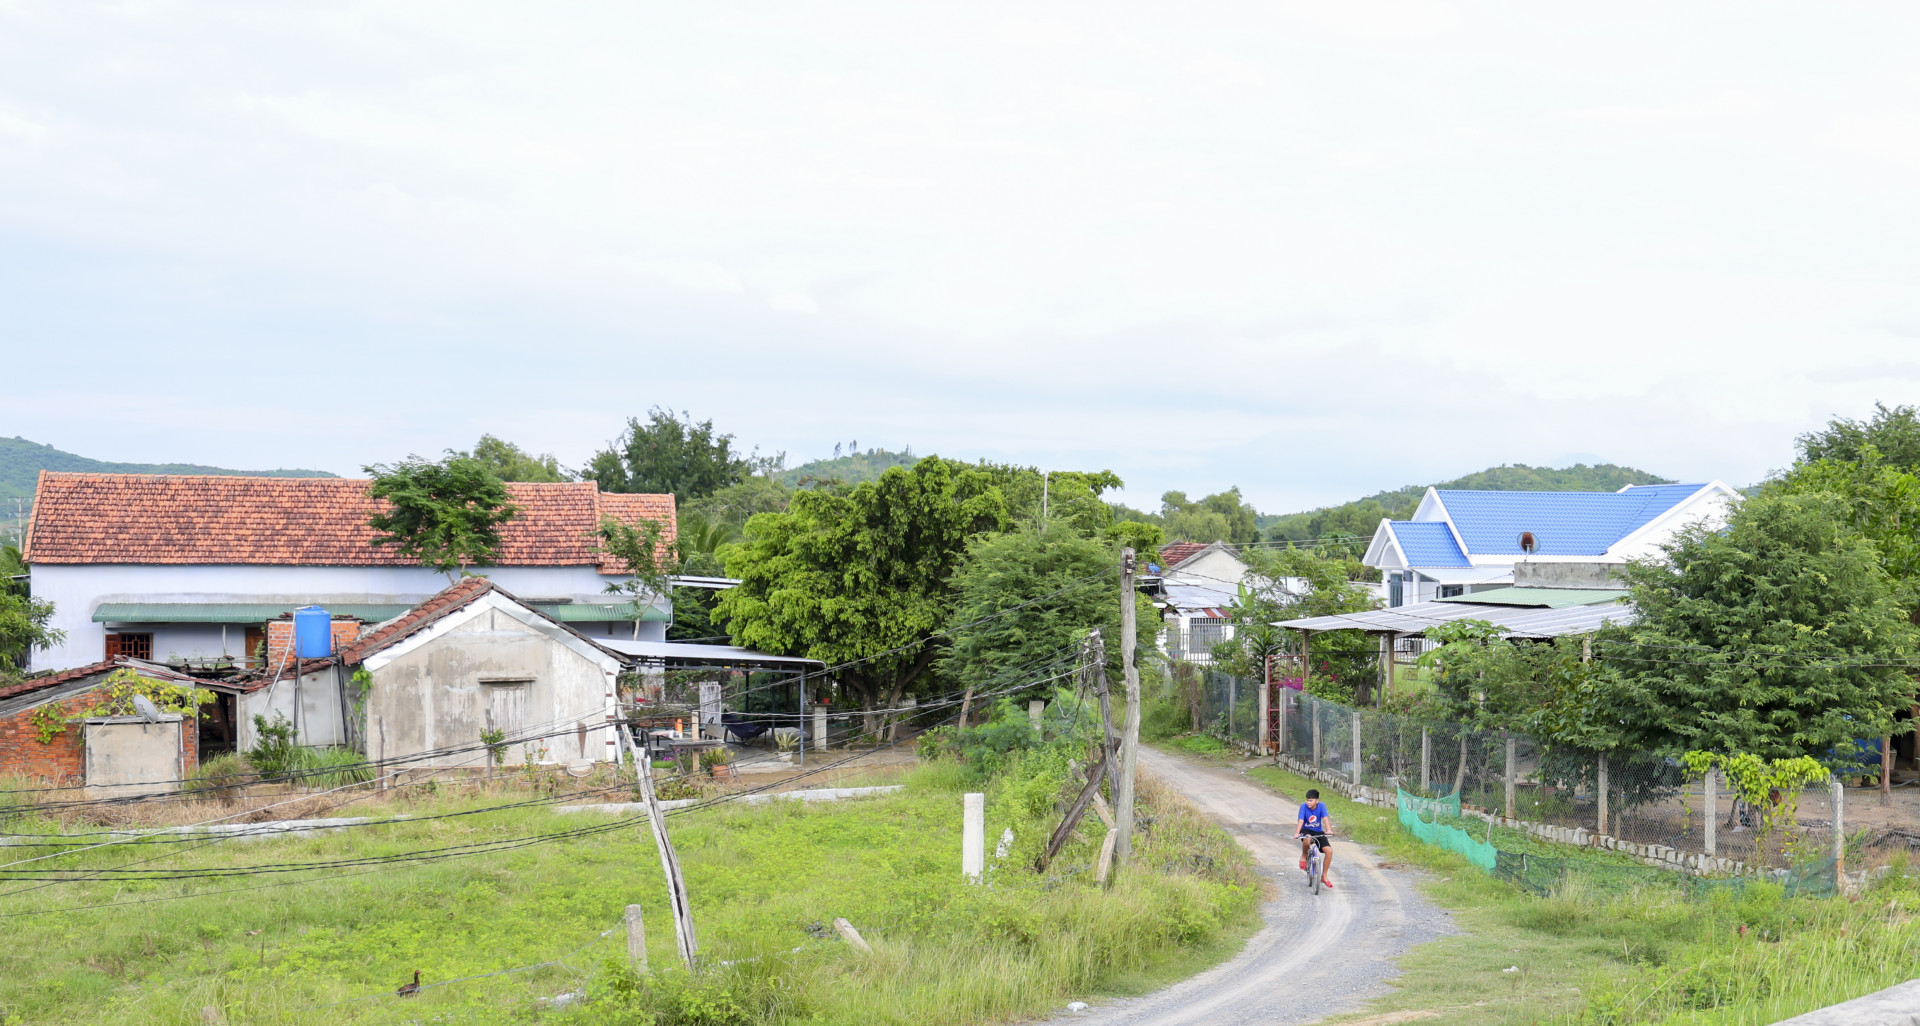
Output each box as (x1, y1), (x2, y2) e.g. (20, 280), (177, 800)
(1302, 836), (1325, 895)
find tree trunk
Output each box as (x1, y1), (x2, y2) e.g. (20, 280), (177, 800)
(1453, 736), (1470, 795)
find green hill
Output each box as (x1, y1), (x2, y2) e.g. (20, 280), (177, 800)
(1, 436), (336, 543)
(1262, 463), (1675, 544)
(776, 447), (920, 488)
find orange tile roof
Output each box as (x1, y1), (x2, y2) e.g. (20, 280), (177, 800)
(1157, 542), (1208, 568)
(24, 473), (675, 572)
(336, 576), (497, 665)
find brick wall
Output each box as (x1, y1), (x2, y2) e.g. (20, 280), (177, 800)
(265, 619), (365, 667)
(0, 687), (201, 786)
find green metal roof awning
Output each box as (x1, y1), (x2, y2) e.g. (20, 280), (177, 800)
(532, 602), (669, 623)
(93, 602), (414, 624)
(1432, 587), (1630, 609)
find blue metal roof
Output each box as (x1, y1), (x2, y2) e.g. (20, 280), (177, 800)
(1388, 522), (1471, 567)
(1433, 485), (1707, 557)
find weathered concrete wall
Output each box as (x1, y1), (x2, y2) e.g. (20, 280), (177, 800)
(83, 716), (185, 797)
(237, 665), (346, 750)
(366, 605), (615, 769)
(1512, 561), (1625, 590)
(1770, 979), (1920, 1025)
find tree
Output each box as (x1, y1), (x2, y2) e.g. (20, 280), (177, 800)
(1159, 488), (1260, 544)
(973, 464), (1124, 538)
(364, 455), (521, 579)
(1796, 402), (1920, 470)
(682, 477), (791, 529)
(941, 530), (1148, 694)
(1212, 546), (1380, 700)
(665, 512), (742, 642)
(1603, 492), (1920, 761)
(713, 457), (1009, 711)
(586, 408), (781, 502)
(461, 434), (571, 483)
(597, 515), (676, 641)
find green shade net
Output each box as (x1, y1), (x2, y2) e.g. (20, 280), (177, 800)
(1397, 788), (1497, 872)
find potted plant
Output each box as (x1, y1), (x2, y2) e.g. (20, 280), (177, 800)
(700, 747), (735, 781)
(773, 729), (800, 764)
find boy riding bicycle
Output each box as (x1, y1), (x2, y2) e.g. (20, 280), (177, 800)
(1295, 789), (1333, 890)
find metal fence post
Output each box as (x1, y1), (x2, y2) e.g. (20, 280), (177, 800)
(1420, 728), (1431, 795)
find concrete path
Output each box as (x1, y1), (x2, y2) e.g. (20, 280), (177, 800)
(1042, 748), (1456, 1026)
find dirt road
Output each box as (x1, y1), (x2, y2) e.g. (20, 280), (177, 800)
(1044, 748), (1456, 1026)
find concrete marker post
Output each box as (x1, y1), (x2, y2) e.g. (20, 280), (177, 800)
(1351, 707), (1363, 786)
(1704, 768), (1717, 858)
(1028, 699), (1044, 736)
(813, 705), (828, 751)
(1596, 753), (1609, 840)
(1504, 736), (1517, 818)
(624, 904), (648, 973)
(1420, 728), (1431, 795)
(963, 792), (985, 883)
(1832, 777), (1846, 894)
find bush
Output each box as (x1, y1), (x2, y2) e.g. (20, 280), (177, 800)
(245, 713), (301, 779)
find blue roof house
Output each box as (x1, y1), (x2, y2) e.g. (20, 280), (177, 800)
(1361, 481), (1739, 607)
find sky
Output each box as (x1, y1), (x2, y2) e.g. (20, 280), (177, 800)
(4, 1), (1920, 514)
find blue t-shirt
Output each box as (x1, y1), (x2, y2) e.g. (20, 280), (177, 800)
(1298, 801), (1330, 834)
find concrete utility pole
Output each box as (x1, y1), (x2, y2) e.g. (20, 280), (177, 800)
(1115, 548), (1141, 866)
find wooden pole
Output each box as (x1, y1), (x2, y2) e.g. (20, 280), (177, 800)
(624, 904), (648, 973)
(1091, 631), (1119, 799)
(1420, 728), (1431, 795)
(1384, 632), (1397, 708)
(1257, 663), (1271, 754)
(1311, 694), (1323, 770)
(1276, 685), (1288, 758)
(624, 730), (697, 966)
(1115, 549), (1141, 866)
(1040, 745), (1112, 870)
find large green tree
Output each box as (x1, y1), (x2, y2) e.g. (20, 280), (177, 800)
(1158, 488), (1260, 545)
(0, 544), (61, 672)
(940, 529), (1148, 696)
(365, 454), (520, 579)
(462, 434), (571, 483)
(713, 457), (1009, 710)
(1796, 402), (1920, 470)
(1212, 546), (1381, 701)
(586, 409), (779, 502)
(1604, 492), (1920, 761)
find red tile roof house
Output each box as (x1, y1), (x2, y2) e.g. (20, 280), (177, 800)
(21, 473), (677, 679)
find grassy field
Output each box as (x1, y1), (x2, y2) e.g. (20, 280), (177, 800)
(0, 754), (1257, 1025)
(1245, 762), (1920, 1025)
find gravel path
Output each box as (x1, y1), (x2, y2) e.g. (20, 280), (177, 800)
(1041, 748), (1458, 1026)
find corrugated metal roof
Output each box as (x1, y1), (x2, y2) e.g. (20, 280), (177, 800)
(534, 602), (669, 623)
(1387, 522), (1471, 567)
(1433, 587), (1631, 609)
(94, 602), (413, 624)
(1432, 486), (1705, 557)
(597, 639), (825, 667)
(1274, 598), (1634, 639)
(1162, 583), (1238, 612)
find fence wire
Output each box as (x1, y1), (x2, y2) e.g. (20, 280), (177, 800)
(1189, 671), (1873, 882)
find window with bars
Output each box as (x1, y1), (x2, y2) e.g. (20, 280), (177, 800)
(105, 633), (154, 661)
(1438, 585), (1464, 598)
(1188, 617), (1229, 651)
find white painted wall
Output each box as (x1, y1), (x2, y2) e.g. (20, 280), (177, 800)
(1164, 548), (1248, 591)
(27, 562), (667, 671)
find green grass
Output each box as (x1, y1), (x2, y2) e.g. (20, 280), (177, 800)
(1164, 734), (1233, 758)
(1246, 764), (1920, 1025)
(0, 759), (1257, 1025)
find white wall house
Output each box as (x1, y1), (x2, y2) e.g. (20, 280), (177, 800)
(1362, 482), (1740, 607)
(1154, 541), (1248, 662)
(23, 473), (676, 672)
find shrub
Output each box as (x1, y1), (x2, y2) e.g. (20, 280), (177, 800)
(246, 713), (301, 779)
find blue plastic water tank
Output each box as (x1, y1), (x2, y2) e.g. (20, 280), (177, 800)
(293, 606), (333, 659)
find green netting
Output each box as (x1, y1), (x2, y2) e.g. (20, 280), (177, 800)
(1492, 848), (1836, 899)
(1398, 788), (1496, 872)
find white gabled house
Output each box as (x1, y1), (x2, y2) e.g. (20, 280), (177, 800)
(1152, 541), (1250, 662)
(1363, 481), (1739, 607)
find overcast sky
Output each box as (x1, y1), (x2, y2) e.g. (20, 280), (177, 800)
(4, 1), (1918, 512)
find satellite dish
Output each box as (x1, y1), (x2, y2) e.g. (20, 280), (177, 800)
(133, 694), (163, 723)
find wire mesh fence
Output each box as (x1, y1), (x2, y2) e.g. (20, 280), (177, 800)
(1185, 668), (1862, 882)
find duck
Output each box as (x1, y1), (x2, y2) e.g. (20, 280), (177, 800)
(396, 970), (421, 997)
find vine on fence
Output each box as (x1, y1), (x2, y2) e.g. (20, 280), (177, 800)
(1682, 750), (1828, 859)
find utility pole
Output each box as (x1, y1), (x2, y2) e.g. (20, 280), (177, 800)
(623, 728), (697, 966)
(1115, 548), (1141, 866)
